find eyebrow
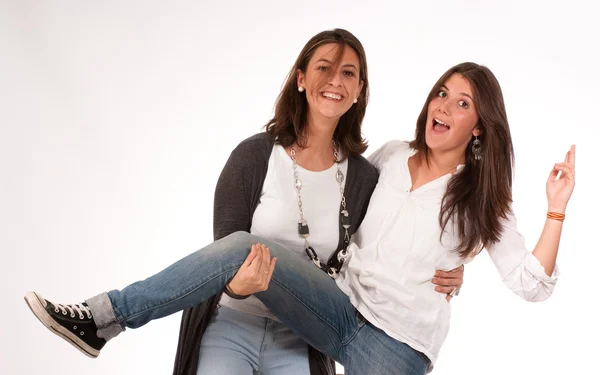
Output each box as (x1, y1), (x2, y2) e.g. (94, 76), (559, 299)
(441, 85), (474, 101)
(316, 58), (358, 70)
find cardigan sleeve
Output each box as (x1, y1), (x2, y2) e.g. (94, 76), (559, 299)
(213, 140), (256, 240)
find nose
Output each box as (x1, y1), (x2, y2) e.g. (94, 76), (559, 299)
(328, 71), (343, 87)
(437, 101), (450, 115)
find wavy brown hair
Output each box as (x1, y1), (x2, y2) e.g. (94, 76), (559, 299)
(410, 62), (515, 257)
(265, 29), (369, 158)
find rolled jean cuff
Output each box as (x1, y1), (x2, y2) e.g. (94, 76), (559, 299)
(86, 292), (124, 341)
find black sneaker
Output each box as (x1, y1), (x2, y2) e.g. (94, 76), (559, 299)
(24, 291), (106, 358)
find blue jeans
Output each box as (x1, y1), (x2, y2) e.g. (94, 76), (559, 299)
(86, 231), (428, 375)
(197, 305), (310, 375)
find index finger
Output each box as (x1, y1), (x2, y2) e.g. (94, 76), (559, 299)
(435, 270), (461, 278)
(248, 244), (264, 272)
(240, 245), (258, 269)
(569, 144), (576, 165)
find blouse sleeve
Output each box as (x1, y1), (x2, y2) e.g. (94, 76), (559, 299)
(367, 141), (401, 171)
(485, 211), (560, 302)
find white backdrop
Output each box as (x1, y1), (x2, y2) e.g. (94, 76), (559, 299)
(1, 1), (597, 374)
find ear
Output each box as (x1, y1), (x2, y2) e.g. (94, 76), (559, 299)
(472, 127), (481, 137)
(296, 69), (305, 89)
(357, 79), (365, 99)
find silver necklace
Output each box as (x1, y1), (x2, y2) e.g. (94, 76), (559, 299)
(290, 141), (350, 279)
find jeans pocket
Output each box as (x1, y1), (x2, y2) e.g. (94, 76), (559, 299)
(354, 309), (367, 328)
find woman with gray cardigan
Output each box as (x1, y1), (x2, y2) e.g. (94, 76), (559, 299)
(24, 29), (463, 375)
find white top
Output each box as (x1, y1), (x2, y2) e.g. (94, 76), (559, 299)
(221, 144), (349, 320)
(336, 140), (559, 370)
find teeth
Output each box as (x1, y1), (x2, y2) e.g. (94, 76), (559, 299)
(322, 92), (342, 100)
(434, 118), (449, 127)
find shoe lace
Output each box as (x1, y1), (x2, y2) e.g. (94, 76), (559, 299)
(54, 303), (92, 320)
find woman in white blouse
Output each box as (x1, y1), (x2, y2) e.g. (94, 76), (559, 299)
(25, 62), (574, 374)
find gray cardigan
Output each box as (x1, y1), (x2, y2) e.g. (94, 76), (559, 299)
(172, 133), (379, 375)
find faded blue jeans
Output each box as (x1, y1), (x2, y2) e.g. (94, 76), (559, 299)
(86, 231), (429, 375)
(196, 305), (310, 375)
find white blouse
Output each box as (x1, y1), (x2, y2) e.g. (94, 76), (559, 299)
(336, 140), (559, 370)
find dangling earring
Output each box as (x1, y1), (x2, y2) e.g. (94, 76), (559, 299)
(471, 136), (482, 161)
(353, 98), (358, 104)
(298, 86), (304, 92)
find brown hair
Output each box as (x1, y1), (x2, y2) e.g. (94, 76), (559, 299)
(410, 62), (515, 257)
(265, 29), (369, 158)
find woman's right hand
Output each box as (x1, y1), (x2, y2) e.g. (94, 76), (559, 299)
(546, 145), (576, 213)
(227, 243), (277, 296)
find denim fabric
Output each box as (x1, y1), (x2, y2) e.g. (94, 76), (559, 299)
(87, 231), (428, 374)
(196, 305), (309, 375)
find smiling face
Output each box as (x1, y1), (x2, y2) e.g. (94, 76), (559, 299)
(296, 43), (364, 123)
(425, 73), (480, 156)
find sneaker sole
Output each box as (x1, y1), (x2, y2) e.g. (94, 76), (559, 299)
(24, 291), (100, 358)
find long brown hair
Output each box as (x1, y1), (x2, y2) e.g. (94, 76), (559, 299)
(265, 29), (369, 158)
(410, 62), (515, 257)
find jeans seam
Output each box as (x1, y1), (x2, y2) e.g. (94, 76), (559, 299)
(337, 311), (364, 361)
(258, 318), (269, 369)
(121, 263), (241, 324)
(109, 304), (125, 328)
(340, 317), (364, 347)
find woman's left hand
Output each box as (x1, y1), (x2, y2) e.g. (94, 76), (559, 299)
(433, 264), (464, 301)
(547, 145), (576, 213)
